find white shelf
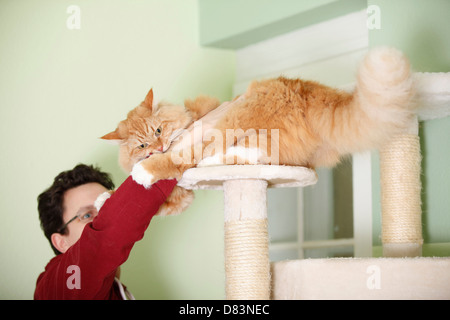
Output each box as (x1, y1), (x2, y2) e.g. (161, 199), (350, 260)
(272, 257), (450, 300)
(414, 72), (450, 121)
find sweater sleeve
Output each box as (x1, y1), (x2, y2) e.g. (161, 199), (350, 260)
(34, 177), (177, 300)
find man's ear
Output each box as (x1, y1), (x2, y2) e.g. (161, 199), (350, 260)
(51, 233), (69, 254)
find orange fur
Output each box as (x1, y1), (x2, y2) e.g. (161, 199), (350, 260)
(184, 95), (222, 120)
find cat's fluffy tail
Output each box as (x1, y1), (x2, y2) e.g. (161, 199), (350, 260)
(334, 47), (417, 155)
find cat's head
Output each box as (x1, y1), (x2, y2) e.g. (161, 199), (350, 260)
(101, 88), (192, 172)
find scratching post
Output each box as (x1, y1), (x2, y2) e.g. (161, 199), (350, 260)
(224, 180), (270, 299)
(178, 165), (318, 299)
(379, 118), (423, 257)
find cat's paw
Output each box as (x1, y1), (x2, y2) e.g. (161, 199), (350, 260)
(131, 161), (156, 188)
(94, 190), (114, 211)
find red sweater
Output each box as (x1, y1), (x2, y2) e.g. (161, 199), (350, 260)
(34, 177), (177, 300)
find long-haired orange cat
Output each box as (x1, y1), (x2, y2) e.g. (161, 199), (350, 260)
(103, 47), (417, 215)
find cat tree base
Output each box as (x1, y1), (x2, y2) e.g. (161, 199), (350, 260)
(178, 165), (318, 299)
(271, 257), (450, 299)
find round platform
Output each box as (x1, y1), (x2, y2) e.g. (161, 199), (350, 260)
(177, 165), (318, 190)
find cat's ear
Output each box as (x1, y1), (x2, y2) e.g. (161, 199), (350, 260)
(100, 128), (123, 145)
(142, 88), (154, 111)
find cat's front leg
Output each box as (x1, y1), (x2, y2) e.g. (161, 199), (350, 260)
(131, 152), (190, 188)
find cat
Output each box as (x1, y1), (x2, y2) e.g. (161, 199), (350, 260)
(101, 89), (220, 215)
(127, 47), (417, 194)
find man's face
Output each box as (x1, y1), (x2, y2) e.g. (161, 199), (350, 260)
(53, 182), (108, 253)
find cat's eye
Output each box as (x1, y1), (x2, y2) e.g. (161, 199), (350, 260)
(155, 127), (162, 137)
(137, 142), (149, 150)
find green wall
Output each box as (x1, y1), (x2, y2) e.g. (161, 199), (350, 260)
(0, 0), (234, 299)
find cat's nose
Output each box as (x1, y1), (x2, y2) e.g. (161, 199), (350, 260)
(158, 146), (163, 152)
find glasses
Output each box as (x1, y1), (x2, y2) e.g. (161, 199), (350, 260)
(58, 205), (98, 233)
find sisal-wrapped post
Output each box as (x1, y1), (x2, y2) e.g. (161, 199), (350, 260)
(223, 179), (270, 300)
(379, 119), (423, 257)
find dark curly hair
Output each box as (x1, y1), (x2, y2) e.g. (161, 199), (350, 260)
(38, 164), (115, 255)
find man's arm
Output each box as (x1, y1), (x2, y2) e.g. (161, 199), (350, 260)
(34, 177), (177, 299)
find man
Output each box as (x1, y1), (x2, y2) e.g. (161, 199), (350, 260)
(35, 164), (177, 299)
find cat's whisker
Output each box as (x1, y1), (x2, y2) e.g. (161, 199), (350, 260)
(169, 128), (186, 143)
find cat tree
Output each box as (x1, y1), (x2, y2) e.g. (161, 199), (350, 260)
(178, 72), (450, 300)
(179, 165), (317, 299)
